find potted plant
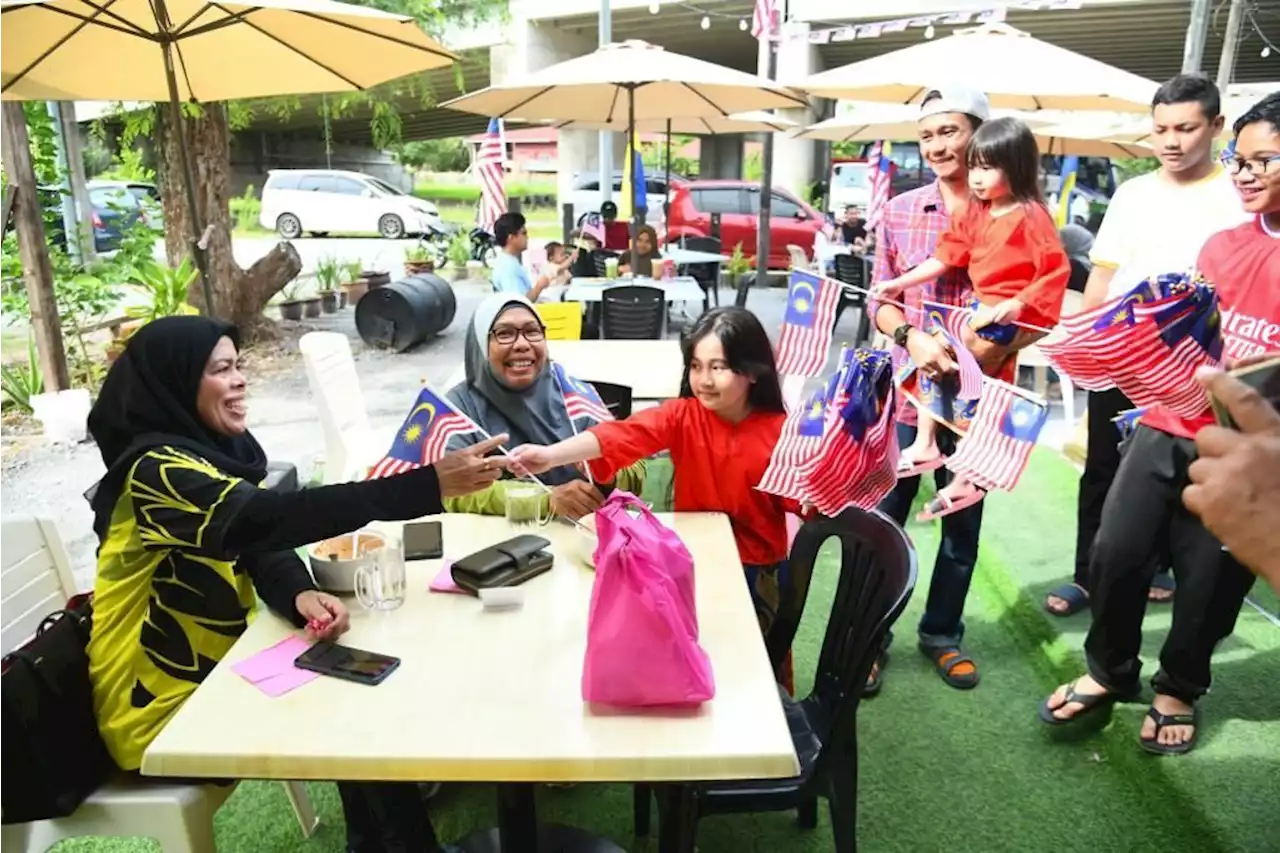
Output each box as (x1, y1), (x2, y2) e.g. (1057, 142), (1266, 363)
(725, 241), (755, 305)
(404, 244), (435, 276)
(111, 259), (199, 359)
(314, 256), (341, 314)
(338, 260), (363, 307)
(447, 230), (471, 281)
(277, 279), (306, 321)
(301, 286), (323, 318)
(363, 269), (391, 289)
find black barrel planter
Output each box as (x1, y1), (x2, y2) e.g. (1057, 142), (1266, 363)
(354, 273), (457, 352)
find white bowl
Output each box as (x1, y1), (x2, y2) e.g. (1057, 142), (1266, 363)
(308, 530), (386, 593)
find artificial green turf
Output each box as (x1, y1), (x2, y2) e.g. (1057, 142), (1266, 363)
(52, 451), (1279, 852)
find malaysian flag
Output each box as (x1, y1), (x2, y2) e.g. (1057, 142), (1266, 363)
(922, 303), (983, 400)
(776, 270), (841, 377)
(476, 118), (507, 232)
(367, 387), (482, 479)
(751, 0), (778, 39)
(865, 141), (893, 230)
(757, 348), (853, 501)
(550, 362), (614, 424)
(946, 381), (1048, 492)
(799, 348), (900, 515)
(1112, 406), (1147, 440)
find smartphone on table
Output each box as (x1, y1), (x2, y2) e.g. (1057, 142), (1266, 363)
(1210, 357), (1280, 429)
(402, 520), (443, 560)
(295, 641), (401, 686)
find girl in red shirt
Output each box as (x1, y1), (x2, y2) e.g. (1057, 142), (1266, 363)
(876, 117), (1070, 518)
(508, 308), (801, 642)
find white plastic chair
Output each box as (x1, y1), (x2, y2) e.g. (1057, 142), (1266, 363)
(786, 244), (813, 272)
(300, 331), (379, 483)
(0, 516), (319, 853)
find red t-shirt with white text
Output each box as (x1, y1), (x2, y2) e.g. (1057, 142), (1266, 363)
(1141, 217), (1280, 439)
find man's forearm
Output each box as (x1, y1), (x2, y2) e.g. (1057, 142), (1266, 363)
(875, 303), (909, 337)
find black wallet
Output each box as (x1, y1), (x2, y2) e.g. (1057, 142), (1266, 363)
(451, 535), (554, 595)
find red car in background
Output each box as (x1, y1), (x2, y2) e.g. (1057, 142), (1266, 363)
(663, 180), (825, 270)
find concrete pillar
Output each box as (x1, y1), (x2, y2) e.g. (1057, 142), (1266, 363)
(699, 135), (745, 179)
(490, 19), (625, 212)
(771, 21), (824, 197)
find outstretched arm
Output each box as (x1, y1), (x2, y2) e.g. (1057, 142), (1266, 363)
(875, 258), (949, 295)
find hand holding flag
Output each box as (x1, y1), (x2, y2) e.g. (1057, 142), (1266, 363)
(368, 386), (487, 478)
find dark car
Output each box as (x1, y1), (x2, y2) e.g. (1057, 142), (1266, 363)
(87, 182), (148, 253)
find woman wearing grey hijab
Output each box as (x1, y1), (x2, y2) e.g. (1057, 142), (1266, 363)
(445, 293), (646, 519)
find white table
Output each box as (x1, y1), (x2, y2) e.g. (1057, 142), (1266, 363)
(662, 247), (729, 265)
(444, 339), (685, 401)
(564, 276), (705, 305)
(143, 513), (798, 850)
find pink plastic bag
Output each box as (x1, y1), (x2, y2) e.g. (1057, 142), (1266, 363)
(582, 491), (715, 707)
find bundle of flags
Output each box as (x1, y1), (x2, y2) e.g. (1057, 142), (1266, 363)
(1036, 272), (1223, 417)
(368, 387), (482, 478)
(945, 380), (1049, 492)
(775, 270), (842, 377)
(551, 362), (614, 424)
(476, 117), (507, 233)
(758, 347), (900, 516)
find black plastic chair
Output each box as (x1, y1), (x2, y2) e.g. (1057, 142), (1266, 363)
(832, 254), (873, 346)
(636, 509), (917, 853)
(601, 285), (665, 340)
(589, 381), (632, 419)
(677, 236), (724, 314)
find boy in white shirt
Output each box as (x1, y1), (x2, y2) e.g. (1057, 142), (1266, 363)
(1045, 74), (1251, 617)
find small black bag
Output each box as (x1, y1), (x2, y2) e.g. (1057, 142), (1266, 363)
(2, 593), (116, 824)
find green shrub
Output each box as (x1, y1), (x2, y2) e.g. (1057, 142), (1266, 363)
(230, 185), (262, 230)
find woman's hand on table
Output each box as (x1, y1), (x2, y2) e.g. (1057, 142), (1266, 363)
(550, 480), (605, 520)
(435, 434), (510, 497)
(296, 590), (350, 641)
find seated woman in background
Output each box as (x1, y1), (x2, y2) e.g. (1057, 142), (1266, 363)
(445, 293), (646, 520)
(509, 307), (803, 688)
(617, 224), (663, 277)
(85, 316), (505, 853)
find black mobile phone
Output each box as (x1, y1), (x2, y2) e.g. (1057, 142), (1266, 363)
(1210, 357), (1280, 429)
(294, 641), (401, 686)
(403, 520), (443, 560)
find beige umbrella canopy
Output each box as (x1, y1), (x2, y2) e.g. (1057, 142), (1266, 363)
(798, 22), (1158, 113)
(441, 40), (808, 123)
(1, 0), (456, 313)
(557, 111), (799, 135)
(0, 0), (456, 102)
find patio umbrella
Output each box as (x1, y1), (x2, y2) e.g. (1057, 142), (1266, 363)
(441, 40), (808, 242)
(798, 22), (1158, 113)
(1, 0), (456, 313)
(557, 111), (801, 210)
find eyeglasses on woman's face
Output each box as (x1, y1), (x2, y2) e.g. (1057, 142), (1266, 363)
(490, 324), (545, 345)
(1220, 151), (1280, 178)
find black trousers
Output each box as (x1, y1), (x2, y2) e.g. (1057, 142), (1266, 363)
(1074, 388), (1171, 589)
(338, 781), (441, 853)
(1083, 426), (1255, 703)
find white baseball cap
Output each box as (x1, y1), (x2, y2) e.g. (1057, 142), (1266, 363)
(919, 85), (991, 121)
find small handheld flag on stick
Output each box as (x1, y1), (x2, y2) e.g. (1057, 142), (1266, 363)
(945, 380), (1048, 492)
(776, 270), (841, 377)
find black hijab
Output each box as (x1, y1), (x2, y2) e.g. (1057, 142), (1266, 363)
(87, 316), (267, 538)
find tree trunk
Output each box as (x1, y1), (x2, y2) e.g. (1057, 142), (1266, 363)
(155, 102), (299, 336)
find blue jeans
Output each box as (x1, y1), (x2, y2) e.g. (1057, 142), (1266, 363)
(877, 422), (985, 649)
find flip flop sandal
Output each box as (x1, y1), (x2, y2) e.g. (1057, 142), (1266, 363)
(897, 455), (946, 478)
(1038, 679), (1139, 726)
(863, 649), (890, 698)
(1139, 705), (1199, 755)
(922, 645), (979, 690)
(1044, 583), (1090, 617)
(1147, 573), (1176, 604)
(916, 488), (986, 522)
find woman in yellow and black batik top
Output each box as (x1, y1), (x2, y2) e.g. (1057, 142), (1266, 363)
(85, 316), (508, 853)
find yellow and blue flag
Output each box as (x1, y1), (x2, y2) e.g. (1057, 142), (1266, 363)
(1054, 156), (1078, 229)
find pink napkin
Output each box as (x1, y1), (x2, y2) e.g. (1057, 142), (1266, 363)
(232, 635), (320, 697)
(429, 559), (466, 594)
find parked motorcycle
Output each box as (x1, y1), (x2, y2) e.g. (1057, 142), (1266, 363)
(469, 227), (497, 267)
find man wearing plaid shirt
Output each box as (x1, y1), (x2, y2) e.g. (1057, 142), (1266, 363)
(866, 86), (1022, 694)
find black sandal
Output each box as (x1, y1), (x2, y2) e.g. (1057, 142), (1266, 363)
(921, 645), (979, 690)
(863, 649), (889, 698)
(1139, 705), (1199, 755)
(1044, 583), (1089, 617)
(1039, 678), (1137, 726)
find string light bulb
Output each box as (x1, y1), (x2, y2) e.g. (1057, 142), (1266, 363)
(924, 24), (935, 39)
(1263, 46), (1272, 59)
(700, 15), (710, 29)
(648, 2), (659, 14)
(739, 18), (748, 31)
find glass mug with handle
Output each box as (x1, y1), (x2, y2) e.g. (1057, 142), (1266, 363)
(505, 483), (552, 530)
(354, 532), (407, 611)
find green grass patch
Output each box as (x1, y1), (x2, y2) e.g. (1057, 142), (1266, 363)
(413, 179), (557, 207)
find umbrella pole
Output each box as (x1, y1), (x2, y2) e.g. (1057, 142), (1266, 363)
(628, 85), (637, 258)
(160, 35), (216, 317)
(664, 118), (671, 222)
